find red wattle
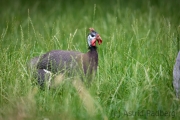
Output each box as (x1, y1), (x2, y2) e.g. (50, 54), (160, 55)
(91, 39), (96, 46)
(98, 39), (102, 45)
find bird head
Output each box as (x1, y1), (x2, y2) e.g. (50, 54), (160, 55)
(87, 28), (102, 47)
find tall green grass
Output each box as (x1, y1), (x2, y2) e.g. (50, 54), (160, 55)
(0, 0), (180, 119)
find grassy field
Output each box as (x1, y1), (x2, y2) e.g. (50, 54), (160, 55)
(0, 0), (180, 119)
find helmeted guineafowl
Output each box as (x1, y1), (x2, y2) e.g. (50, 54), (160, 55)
(28, 28), (102, 87)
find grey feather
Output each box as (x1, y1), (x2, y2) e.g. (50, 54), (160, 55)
(37, 50), (81, 74)
(173, 51), (180, 98)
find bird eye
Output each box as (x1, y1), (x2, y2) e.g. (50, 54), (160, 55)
(91, 34), (95, 37)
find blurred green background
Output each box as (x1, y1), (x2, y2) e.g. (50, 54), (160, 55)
(0, 0), (180, 119)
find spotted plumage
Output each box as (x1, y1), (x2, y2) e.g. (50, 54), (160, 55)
(28, 28), (102, 87)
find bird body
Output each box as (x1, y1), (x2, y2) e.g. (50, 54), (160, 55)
(37, 50), (81, 73)
(28, 28), (102, 87)
(173, 51), (180, 98)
